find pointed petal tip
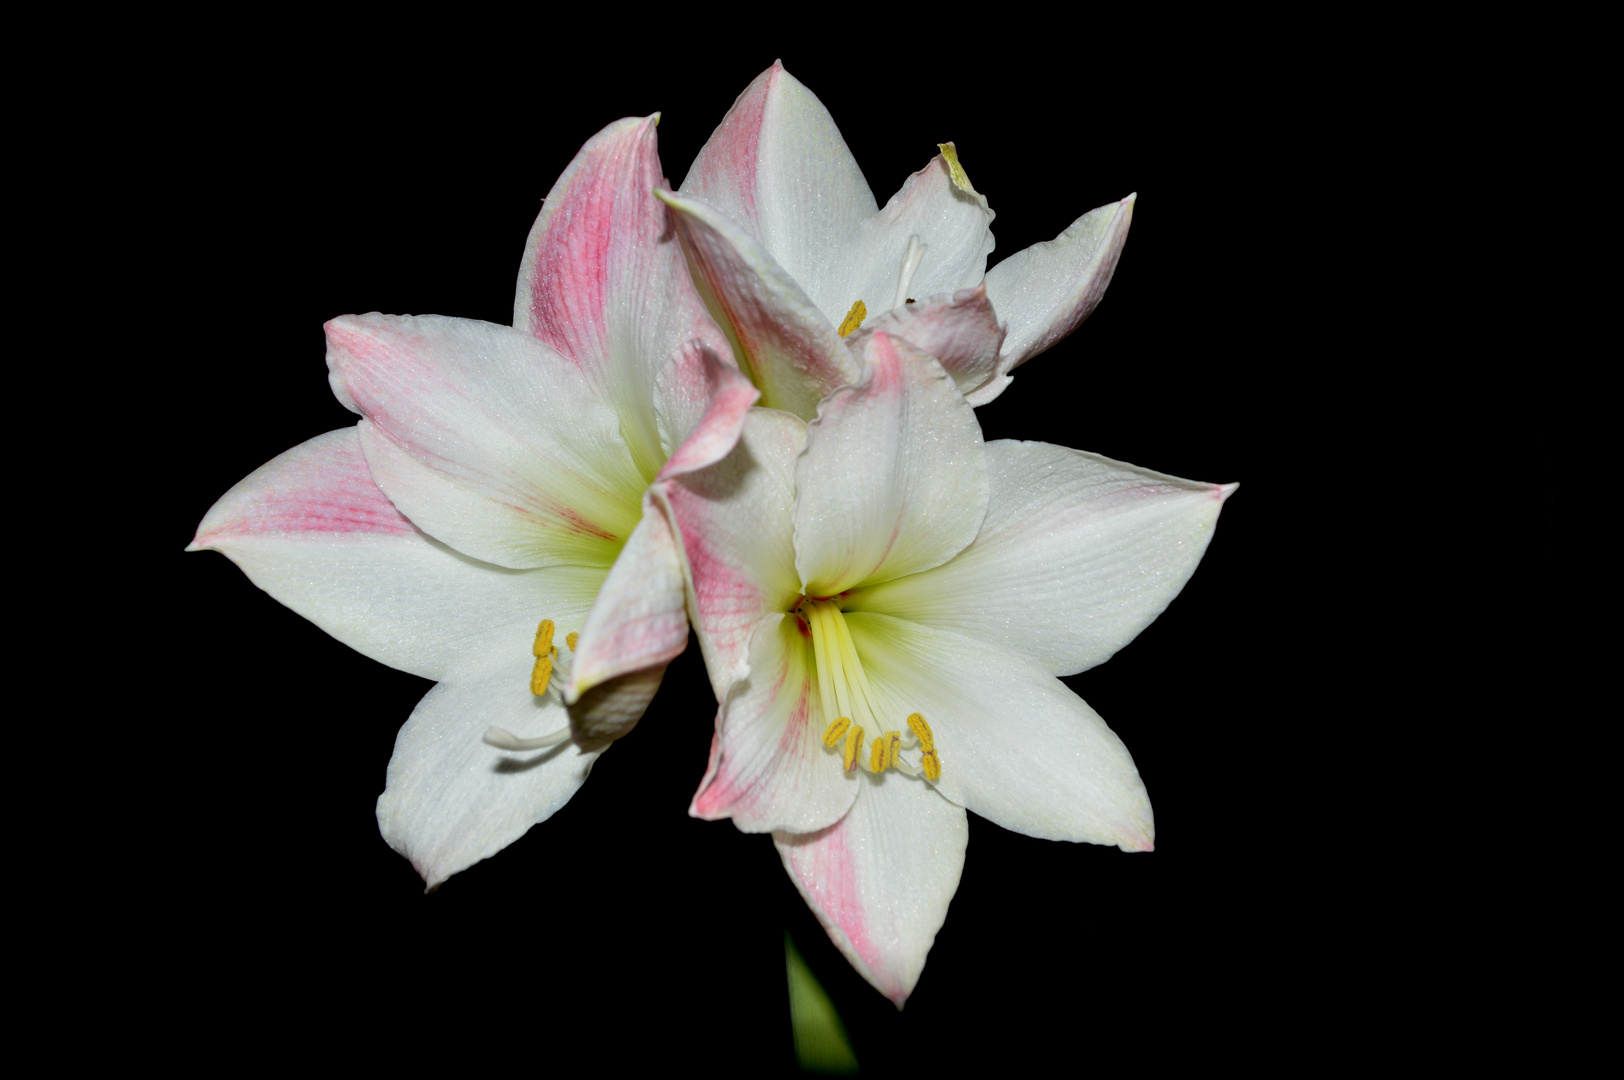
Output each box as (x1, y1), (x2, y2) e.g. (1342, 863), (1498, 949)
(412, 856), (446, 894)
(1218, 481), (1240, 502)
(1122, 191), (1138, 206)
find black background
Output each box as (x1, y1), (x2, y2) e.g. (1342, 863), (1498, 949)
(149, 33), (1325, 1072)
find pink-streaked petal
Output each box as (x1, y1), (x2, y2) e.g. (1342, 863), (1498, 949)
(376, 647), (601, 891)
(844, 284), (1006, 404)
(327, 313), (644, 570)
(562, 494), (688, 745)
(513, 115), (727, 480)
(652, 340), (760, 481)
(190, 427), (601, 681)
(656, 189), (859, 420)
(983, 193), (1136, 376)
(679, 61), (876, 304)
(845, 613), (1155, 851)
(794, 333), (988, 597)
(851, 441), (1235, 677)
(660, 408), (804, 699)
(689, 614), (858, 834)
(817, 148), (994, 331)
(774, 775), (968, 1008)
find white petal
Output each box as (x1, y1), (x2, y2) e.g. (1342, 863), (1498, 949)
(983, 194), (1135, 374)
(817, 148), (994, 330)
(680, 62), (877, 309)
(794, 333), (989, 596)
(689, 614), (858, 834)
(326, 313), (644, 570)
(514, 115), (727, 480)
(657, 189), (859, 421)
(845, 612), (1154, 850)
(851, 441), (1234, 676)
(774, 775), (968, 1008)
(190, 427), (602, 681)
(844, 284), (1006, 403)
(660, 408), (805, 699)
(375, 647), (603, 890)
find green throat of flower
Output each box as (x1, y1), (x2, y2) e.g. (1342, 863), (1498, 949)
(798, 599), (941, 782)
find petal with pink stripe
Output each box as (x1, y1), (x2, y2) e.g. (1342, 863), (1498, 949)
(514, 115), (727, 480)
(774, 775), (967, 1007)
(190, 427), (601, 682)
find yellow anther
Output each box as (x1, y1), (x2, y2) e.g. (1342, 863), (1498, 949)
(837, 299), (867, 337)
(822, 717), (851, 748)
(530, 654), (554, 697)
(532, 619), (555, 657)
(884, 731), (903, 770)
(842, 725), (865, 772)
(907, 712), (935, 750)
(937, 143), (977, 194)
(871, 736), (888, 773)
(565, 632), (579, 652)
(920, 747), (942, 782)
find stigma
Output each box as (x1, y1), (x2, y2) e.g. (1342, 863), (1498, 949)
(801, 599), (940, 783)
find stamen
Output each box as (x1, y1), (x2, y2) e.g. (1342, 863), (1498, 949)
(807, 612), (839, 736)
(802, 600), (939, 782)
(530, 618), (557, 695)
(530, 654), (553, 696)
(825, 605), (887, 731)
(907, 713), (935, 750)
(838, 300), (867, 337)
(892, 236), (926, 311)
(842, 725), (865, 772)
(566, 632), (579, 652)
(483, 725), (572, 752)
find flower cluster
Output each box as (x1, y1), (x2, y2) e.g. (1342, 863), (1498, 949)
(191, 62), (1235, 1005)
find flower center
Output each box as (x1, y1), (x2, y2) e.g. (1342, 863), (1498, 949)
(482, 617), (579, 752)
(798, 599), (941, 782)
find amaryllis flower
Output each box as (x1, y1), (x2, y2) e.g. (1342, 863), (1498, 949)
(655, 60), (1135, 417)
(189, 116), (754, 888)
(657, 331), (1236, 1004)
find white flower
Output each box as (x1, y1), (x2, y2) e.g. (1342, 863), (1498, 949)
(189, 117), (754, 888)
(655, 60), (1136, 418)
(659, 331), (1235, 1003)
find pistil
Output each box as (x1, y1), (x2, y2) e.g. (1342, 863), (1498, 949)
(892, 235), (926, 311)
